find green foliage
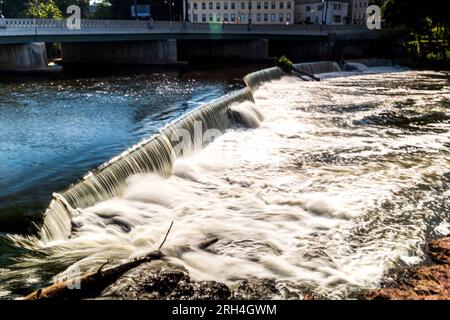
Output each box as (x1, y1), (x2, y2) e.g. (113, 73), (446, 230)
(1, 1), (28, 18)
(383, 0), (449, 69)
(92, 1), (113, 19)
(24, 0), (63, 19)
(369, 0), (386, 7)
(426, 50), (450, 62)
(54, 0), (90, 18)
(277, 55), (293, 73)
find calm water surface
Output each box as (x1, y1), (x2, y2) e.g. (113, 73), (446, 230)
(0, 71), (237, 232)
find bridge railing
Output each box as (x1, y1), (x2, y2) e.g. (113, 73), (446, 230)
(2, 18), (365, 31)
(3, 19), (185, 30)
(0, 19), (368, 37)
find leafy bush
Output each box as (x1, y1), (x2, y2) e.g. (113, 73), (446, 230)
(277, 55), (293, 73)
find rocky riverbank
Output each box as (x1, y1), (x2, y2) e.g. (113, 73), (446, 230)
(25, 234), (449, 300)
(99, 235), (450, 300)
(362, 235), (450, 300)
(100, 260), (281, 300)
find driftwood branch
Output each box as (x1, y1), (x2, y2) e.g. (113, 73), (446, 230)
(159, 221), (174, 250)
(24, 222), (175, 300)
(291, 67), (321, 81)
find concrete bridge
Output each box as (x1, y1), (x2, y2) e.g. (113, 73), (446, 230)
(0, 19), (385, 73)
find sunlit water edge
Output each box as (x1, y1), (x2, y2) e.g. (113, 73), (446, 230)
(1, 68), (449, 299)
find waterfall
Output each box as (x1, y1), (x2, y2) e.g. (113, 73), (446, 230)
(346, 58), (394, 67)
(39, 88), (254, 243)
(39, 61), (346, 243)
(343, 62), (369, 72)
(293, 61), (342, 75)
(244, 67), (286, 91)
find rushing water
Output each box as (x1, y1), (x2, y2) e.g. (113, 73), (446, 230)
(1, 67), (449, 299)
(0, 73), (233, 232)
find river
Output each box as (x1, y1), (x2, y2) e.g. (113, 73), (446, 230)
(0, 66), (449, 299)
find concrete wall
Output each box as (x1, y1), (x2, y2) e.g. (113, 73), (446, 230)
(0, 43), (49, 72)
(269, 33), (403, 61)
(61, 40), (178, 65)
(178, 39), (269, 61)
(269, 35), (333, 60)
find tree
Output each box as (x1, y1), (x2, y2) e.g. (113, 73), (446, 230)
(109, 0), (133, 19)
(92, 0), (113, 19)
(383, 0), (449, 66)
(24, 0), (63, 19)
(54, 0), (89, 18)
(1, 1), (28, 18)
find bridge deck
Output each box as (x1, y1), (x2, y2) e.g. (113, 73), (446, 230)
(0, 19), (374, 44)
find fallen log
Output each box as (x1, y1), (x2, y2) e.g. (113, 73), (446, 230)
(291, 67), (321, 81)
(24, 222), (174, 300)
(276, 55), (321, 81)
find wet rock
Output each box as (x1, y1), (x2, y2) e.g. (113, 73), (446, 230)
(101, 261), (230, 300)
(231, 279), (279, 299)
(363, 265), (450, 300)
(363, 235), (450, 300)
(428, 235), (450, 264)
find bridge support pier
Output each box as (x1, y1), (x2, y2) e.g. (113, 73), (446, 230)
(0, 42), (57, 73)
(177, 39), (269, 62)
(61, 40), (178, 65)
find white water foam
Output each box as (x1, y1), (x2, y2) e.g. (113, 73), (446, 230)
(7, 68), (450, 299)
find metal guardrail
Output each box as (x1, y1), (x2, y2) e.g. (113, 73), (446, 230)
(1, 18), (367, 33)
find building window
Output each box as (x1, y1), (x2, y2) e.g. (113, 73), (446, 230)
(216, 13), (221, 21)
(209, 2), (213, 9)
(257, 13), (261, 21)
(279, 13), (283, 22)
(271, 13), (275, 21)
(202, 13), (206, 21)
(224, 13), (228, 21)
(209, 13), (213, 21)
(216, 2), (220, 9)
(338, 4), (341, 10)
(279, 2), (284, 9)
(287, 13), (291, 21)
(318, 4), (323, 11)
(287, 1), (291, 9)
(264, 2), (268, 9)
(241, 2), (245, 9)
(231, 13), (236, 22)
(249, 2), (252, 9)
(306, 5), (311, 12)
(231, 2), (235, 9)
(193, 2), (198, 9)
(257, 2), (261, 9)
(264, 13), (268, 21)
(333, 15), (341, 23)
(202, 2), (206, 9)
(193, 13), (198, 21)
(224, 2), (228, 9)
(271, 1), (275, 9)
(241, 14), (246, 22)
(333, 4), (337, 10)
